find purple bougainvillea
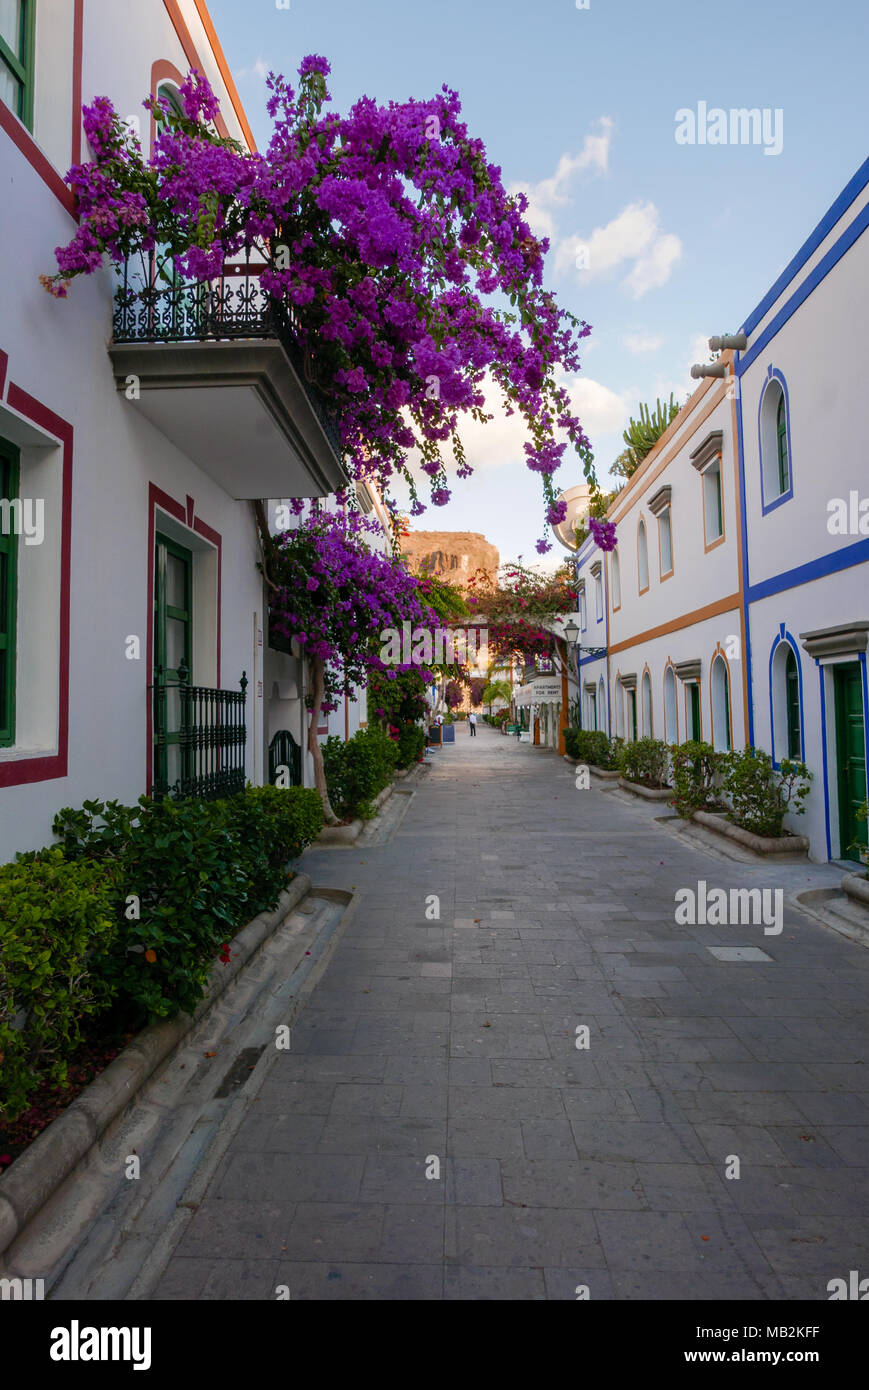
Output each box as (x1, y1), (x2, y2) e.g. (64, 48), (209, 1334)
(42, 59), (611, 550)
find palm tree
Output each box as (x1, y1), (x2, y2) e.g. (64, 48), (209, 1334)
(482, 679), (512, 715)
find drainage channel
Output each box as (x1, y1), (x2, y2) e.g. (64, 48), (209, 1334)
(36, 888), (356, 1302)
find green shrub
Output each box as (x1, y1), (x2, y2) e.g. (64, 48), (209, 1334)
(564, 728), (618, 769)
(669, 740), (725, 818)
(617, 737), (670, 788)
(394, 722), (426, 769)
(723, 747), (811, 838)
(323, 726), (398, 819)
(0, 850), (118, 1122)
(224, 785), (324, 913)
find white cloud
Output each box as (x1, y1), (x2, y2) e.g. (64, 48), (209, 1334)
(623, 332), (664, 354)
(510, 118), (613, 241)
(237, 57), (270, 82)
(555, 200), (683, 297)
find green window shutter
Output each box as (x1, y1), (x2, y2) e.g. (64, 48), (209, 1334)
(714, 470), (723, 536)
(776, 394), (789, 495)
(0, 0), (36, 130)
(0, 437), (20, 747)
(785, 647), (801, 759)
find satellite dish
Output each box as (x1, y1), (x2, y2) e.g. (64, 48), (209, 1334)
(551, 484), (592, 551)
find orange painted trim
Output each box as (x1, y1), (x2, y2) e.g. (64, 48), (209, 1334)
(191, 0), (257, 152)
(728, 367), (750, 746)
(160, 0), (230, 140)
(607, 593), (742, 658)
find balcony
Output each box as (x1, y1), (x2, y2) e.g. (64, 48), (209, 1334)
(108, 254), (348, 499)
(151, 667), (248, 800)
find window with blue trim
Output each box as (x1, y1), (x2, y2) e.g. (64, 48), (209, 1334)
(760, 376), (792, 509)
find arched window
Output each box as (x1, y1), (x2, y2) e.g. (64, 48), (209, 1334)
(157, 82), (185, 119)
(611, 550), (621, 609)
(711, 655), (731, 752)
(776, 394), (789, 496)
(664, 666), (678, 744)
(642, 670), (653, 736)
(771, 635), (803, 764)
(637, 520), (649, 593)
(759, 374), (792, 509)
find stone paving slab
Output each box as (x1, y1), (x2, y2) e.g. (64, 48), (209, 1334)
(152, 726), (869, 1300)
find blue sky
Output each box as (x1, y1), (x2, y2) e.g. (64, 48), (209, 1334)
(208, 0), (869, 566)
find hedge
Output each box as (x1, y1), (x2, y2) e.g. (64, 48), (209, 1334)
(323, 725), (398, 819)
(0, 785), (323, 1120)
(564, 728), (619, 768)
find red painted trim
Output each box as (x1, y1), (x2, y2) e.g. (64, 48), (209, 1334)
(160, 0), (231, 140)
(0, 381), (73, 789)
(191, 0), (257, 151)
(71, 0), (84, 165)
(0, 350), (7, 399)
(0, 100), (76, 217)
(146, 483), (222, 792)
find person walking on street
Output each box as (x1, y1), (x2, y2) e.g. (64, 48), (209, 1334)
(468, 710), (477, 736)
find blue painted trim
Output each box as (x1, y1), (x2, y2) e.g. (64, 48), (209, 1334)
(747, 533), (869, 603)
(758, 367), (794, 515)
(742, 156), (869, 336)
(738, 201), (869, 374)
(818, 660), (832, 862)
(734, 377), (755, 745)
(768, 623), (805, 769)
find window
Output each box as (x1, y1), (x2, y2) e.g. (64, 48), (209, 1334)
(688, 682), (702, 741)
(0, 0), (35, 128)
(658, 507), (673, 577)
(776, 394), (789, 496)
(611, 550), (621, 609)
(594, 573), (602, 621)
(587, 687), (597, 731)
(785, 646), (800, 759)
(153, 533), (193, 794)
(771, 635), (802, 765)
(711, 655), (731, 752)
(599, 677), (606, 733)
(579, 589), (587, 631)
(664, 666), (678, 744)
(637, 519), (649, 592)
(703, 463), (723, 544)
(156, 82), (185, 119)
(642, 670), (653, 736)
(0, 436), (19, 746)
(759, 374), (792, 510)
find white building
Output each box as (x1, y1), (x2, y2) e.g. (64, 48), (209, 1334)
(572, 155), (869, 864)
(0, 0), (379, 862)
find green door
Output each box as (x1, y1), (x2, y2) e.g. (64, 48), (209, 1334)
(689, 683), (702, 741)
(154, 533), (193, 795)
(628, 689), (638, 741)
(834, 663), (867, 862)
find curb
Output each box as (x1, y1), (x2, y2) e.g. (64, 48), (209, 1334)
(590, 765), (620, 781)
(692, 810), (810, 857)
(0, 873), (312, 1260)
(315, 780), (395, 846)
(618, 778), (673, 802)
(842, 871), (869, 908)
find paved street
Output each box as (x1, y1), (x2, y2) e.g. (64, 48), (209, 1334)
(154, 724), (869, 1300)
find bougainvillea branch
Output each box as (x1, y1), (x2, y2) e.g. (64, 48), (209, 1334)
(43, 59), (610, 550)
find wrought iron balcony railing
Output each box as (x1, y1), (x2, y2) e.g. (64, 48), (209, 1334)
(112, 252), (343, 460)
(151, 665), (248, 801)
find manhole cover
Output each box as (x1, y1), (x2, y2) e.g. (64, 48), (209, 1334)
(707, 946), (773, 962)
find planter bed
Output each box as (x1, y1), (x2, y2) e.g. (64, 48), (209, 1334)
(590, 764), (620, 781)
(0, 873), (312, 1262)
(691, 809), (809, 857)
(617, 777), (673, 802)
